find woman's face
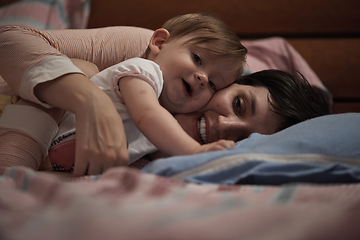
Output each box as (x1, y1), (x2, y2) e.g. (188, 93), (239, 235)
(174, 83), (284, 144)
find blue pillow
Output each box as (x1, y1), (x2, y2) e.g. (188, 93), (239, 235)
(142, 113), (360, 185)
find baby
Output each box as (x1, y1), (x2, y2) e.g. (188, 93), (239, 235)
(46, 13), (247, 171)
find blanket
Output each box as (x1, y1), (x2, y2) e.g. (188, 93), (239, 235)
(1, 166), (360, 240)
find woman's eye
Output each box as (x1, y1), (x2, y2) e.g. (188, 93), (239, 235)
(232, 96), (242, 116)
(209, 81), (216, 91)
(193, 54), (202, 64)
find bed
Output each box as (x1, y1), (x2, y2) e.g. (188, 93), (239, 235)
(1, 0), (360, 239)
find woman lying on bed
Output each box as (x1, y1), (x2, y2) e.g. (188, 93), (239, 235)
(0, 25), (330, 178)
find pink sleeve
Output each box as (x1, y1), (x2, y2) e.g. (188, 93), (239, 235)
(0, 128), (43, 170)
(0, 26), (154, 96)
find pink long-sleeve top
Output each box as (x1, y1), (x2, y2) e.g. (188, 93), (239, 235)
(0, 26), (153, 99)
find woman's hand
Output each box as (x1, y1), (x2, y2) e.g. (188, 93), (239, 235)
(34, 72), (129, 176)
(73, 93), (129, 176)
(69, 59), (129, 175)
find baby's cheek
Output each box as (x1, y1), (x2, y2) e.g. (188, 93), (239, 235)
(194, 92), (213, 110)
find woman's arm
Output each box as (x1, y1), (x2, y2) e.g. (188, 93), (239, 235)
(0, 26), (153, 92)
(32, 66), (131, 175)
(71, 59), (100, 79)
(0, 26), (153, 175)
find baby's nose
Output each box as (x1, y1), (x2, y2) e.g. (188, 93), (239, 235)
(195, 72), (208, 87)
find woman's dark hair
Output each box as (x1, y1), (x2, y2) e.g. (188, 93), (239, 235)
(235, 69), (331, 131)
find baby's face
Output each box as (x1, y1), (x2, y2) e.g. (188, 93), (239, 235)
(154, 36), (237, 114)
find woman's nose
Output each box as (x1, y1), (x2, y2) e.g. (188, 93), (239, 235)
(216, 115), (238, 139)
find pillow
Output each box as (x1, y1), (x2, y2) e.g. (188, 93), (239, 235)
(142, 113), (360, 185)
(242, 37), (333, 106)
(0, 0), (91, 30)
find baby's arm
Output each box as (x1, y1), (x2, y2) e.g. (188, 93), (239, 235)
(119, 77), (235, 156)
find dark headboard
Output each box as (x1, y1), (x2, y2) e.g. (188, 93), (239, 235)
(88, 0), (360, 114)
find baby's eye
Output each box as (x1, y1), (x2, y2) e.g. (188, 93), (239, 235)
(209, 81), (216, 91)
(193, 54), (202, 65)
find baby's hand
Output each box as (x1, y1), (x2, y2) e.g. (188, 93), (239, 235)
(193, 140), (235, 154)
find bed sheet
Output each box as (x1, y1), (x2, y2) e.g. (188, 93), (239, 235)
(1, 165), (360, 240)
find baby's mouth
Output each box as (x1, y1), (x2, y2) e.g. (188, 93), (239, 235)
(183, 79), (193, 96)
(197, 116), (207, 144)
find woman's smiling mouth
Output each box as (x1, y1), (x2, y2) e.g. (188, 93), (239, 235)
(197, 116), (207, 144)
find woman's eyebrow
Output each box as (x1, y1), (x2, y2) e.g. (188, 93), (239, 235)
(249, 90), (256, 115)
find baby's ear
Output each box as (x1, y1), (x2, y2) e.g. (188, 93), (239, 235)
(148, 28), (170, 56)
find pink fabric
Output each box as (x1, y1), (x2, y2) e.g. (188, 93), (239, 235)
(0, 26), (153, 96)
(0, 0), (90, 30)
(0, 166), (359, 240)
(0, 129), (43, 169)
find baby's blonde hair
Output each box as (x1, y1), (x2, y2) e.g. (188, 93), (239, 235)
(146, 13), (247, 79)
